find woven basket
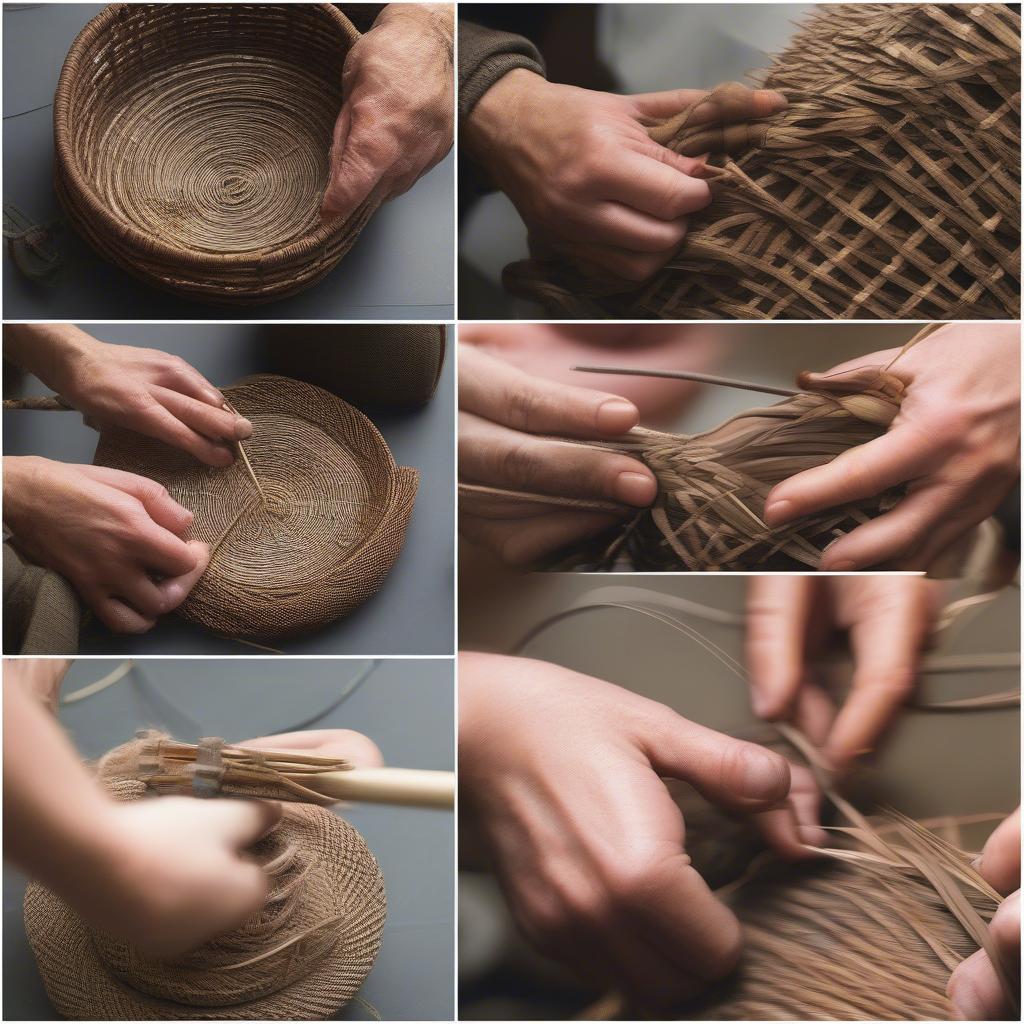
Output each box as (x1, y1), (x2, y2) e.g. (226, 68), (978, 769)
(94, 375), (418, 641)
(506, 3), (1021, 319)
(54, 4), (373, 305)
(26, 739), (387, 1019)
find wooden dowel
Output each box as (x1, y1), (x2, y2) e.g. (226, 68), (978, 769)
(310, 768), (454, 809)
(2, 395), (72, 410)
(572, 365), (801, 397)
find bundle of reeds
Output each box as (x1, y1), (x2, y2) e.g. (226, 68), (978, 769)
(99, 731), (454, 809)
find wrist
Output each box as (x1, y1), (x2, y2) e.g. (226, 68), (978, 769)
(3, 324), (99, 395)
(2, 455), (49, 534)
(377, 4), (452, 41)
(463, 68), (546, 169)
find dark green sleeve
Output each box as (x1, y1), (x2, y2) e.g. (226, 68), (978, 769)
(458, 20), (545, 120)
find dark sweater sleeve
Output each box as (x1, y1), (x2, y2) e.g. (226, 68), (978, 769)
(458, 20), (545, 120)
(339, 4), (388, 34)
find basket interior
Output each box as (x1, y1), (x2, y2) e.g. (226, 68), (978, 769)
(60, 4), (350, 255)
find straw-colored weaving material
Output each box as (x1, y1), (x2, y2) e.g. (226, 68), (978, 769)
(94, 375), (418, 641)
(54, 4), (375, 304)
(24, 735), (386, 1020)
(506, 3), (1021, 319)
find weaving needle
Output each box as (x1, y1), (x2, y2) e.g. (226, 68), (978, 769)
(572, 365), (801, 397)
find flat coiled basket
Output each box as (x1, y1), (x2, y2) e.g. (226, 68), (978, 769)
(54, 4), (372, 305)
(94, 375), (419, 641)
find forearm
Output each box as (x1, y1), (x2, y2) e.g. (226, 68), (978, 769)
(3, 323), (97, 392)
(3, 679), (117, 895)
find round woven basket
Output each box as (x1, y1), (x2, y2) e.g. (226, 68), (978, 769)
(93, 375), (419, 642)
(54, 4), (373, 305)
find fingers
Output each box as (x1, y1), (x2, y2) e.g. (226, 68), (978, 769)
(459, 345), (641, 438)
(153, 541), (210, 613)
(947, 891), (1020, 1019)
(242, 729), (385, 768)
(745, 577), (816, 719)
(460, 507), (623, 566)
(596, 151), (712, 221)
(153, 386), (252, 443)
(643, 711), (791, 813)
(557, 200), (689, 253)
(207, 797), (285, 849)
(128, 479), (194, 537)
(978, 808), (1021, 896)
(144, 404), (236, 467)
(321, 104), (383, 221)
(819, 484), (956, 571)
(93, 595), (157, 634)
(459, 413), (656, 506)
(157, 359), (225, 409)
(632, 84), (787, 123)
(824, 584), (931, 770)
(764, 423), (936, 528)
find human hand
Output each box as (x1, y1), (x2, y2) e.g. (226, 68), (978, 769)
(44, 331), (249, 468)
(4, 658), (71, 713)
(463, 71), (785, 282)
(764, 324), (1021, 570)
(3, 457), (208, 633)
(84, 796), (283, 958)
(746, 576), (944, 772)
(458, 653), (820, 1007)
(947, 808), (1020, 1018)
(321, 4), (453, 220)
(459, 321), (724, 425)
(458, 344), (657, 564)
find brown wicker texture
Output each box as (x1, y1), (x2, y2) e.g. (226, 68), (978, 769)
(54, 4), (374, 305)
(94, 374), (418, 641)
(25, 737), (386, 1020)
(506, 3), (1021, 320)
(461, 363), (905, 571)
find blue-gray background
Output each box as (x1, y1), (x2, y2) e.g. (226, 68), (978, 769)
(2, 3), (454, 319)
(2, 323), (455, 655)
(2, 658), (456, 1021)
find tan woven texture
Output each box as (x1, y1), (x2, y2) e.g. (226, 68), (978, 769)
(24, 735), (386, 1020)
(462, 362), (905, 571)
(54, 4), (375, 305)
(684, 820), (1000, 1020)
(94, 375), (418, 641)
(506, 3), (1021, 319)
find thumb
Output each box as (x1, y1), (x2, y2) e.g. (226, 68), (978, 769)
(321, 104), (382, 222)
(204, 798), (283, 850)
(643, 710), (791, 812)
(764, 423), (932, 527)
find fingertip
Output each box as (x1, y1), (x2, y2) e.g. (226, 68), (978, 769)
(733, 744), (791, 808)
(234, 417), (253, 440)
(763, 496), (795, 527)
(614, 469), (657, 507)
(754, 89), (788, 116)
(595, 397), (640, 434)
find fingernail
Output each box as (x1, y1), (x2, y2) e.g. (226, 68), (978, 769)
(615, 471), (656, 507)
(798, 824), (828, 847)
(738, 746), (789, 804)
(750, 691), (770, 718)
(234, 417), (253, 439)
(596, 398), (639, 434)
(213, 446), (235, 466)
(763, 499), (792, 526)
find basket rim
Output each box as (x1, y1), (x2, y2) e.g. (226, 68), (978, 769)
(52, 2), (362, 272)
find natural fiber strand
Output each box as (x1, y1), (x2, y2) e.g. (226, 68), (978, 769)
(54, 4), (376, 305)
(505, 3), (1021, 319)
(513, 604), (1018, 1020)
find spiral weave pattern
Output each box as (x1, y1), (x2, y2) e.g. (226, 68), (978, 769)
(24, 739), (387, 1020)
(54, 4), (374, 304)
(93, 375), (418, 641)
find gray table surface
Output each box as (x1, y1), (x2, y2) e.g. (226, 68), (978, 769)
(2, 3), (453, 320)
(2, 658), (456, 1021)
(3, 324), (455, 655)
